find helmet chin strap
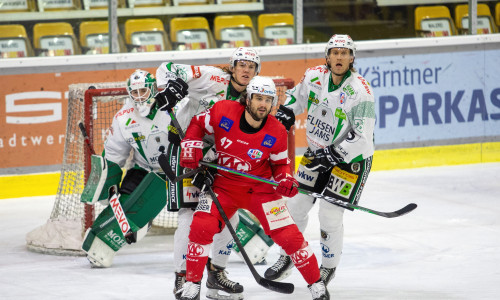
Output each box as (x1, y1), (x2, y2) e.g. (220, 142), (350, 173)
(231, 74), (245, 89)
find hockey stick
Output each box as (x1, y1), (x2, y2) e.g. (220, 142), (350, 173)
(158, 157), (295, 294)
(199, 161), (417, 218)
(78, 122), (132, 236)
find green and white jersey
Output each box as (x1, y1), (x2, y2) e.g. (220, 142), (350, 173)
(103, 101), (170, 173)
(156, 62), (240, 130)
(285, 65), (376, 163)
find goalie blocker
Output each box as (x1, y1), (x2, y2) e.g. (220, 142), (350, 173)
(80, 155), (167, 267)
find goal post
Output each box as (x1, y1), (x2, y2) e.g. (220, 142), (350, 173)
(26, 77), (295, 256)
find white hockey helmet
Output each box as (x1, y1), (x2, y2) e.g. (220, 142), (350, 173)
(229, 47), (261, 75)
(127, 69), (158, 117)
(325, 34), (356, 58)
(246, 76), (277, 106)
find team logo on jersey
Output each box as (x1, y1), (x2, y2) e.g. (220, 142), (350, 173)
(247, 149), (263, 159)
(335, 108), (346, 120)
(261, 134), (276, 148)
(218, 152), (251, 172)
(191, 66), (201, 78)
(219, 116), (234, 132)
(343, 84), (355, 96)
(340, 92), (346, 104)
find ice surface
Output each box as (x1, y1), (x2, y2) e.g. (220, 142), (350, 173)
(1, 163), (499, 299)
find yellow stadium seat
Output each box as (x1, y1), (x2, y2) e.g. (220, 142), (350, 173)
(0, 0), (36, 12)
(258, 13), (295, 46)
(213, 15), (259, 48)
(455, 4), (497, 34)
(39, 0), (81, 11)
(414, 6), (456, 37)
(124, 18), (171, 52)
(0, 24), (34, 58)
(496, 3), (500, 29)
(170, 17), (216, 50)
(79, 21), (126, 54)
(33, 22), (80, 56)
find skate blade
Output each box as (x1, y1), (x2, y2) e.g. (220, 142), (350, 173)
(206, 288), (244, 300)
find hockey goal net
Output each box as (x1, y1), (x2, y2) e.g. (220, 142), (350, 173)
(26, 77), (295, 256)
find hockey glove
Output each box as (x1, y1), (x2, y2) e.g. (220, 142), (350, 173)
(276, 176), (299, 197)
(155, 78), (189, 111)
(180, 139), (204, 169)
(167, 122), (181, 146)
(191, 169), (215, 192)
(275, 105), (295, 131)
(304, 145), (343, 173)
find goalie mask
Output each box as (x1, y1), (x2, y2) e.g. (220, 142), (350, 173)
(127, 69), (158, 117)
(229, 47), (261, 75)
(246, 76), (277, 106)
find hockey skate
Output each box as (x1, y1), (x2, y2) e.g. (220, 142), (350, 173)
(179, 281), (201, 300)
(174, 272), (186, 300)
(263, 255), (293, 281)
(308, 279), (330, 300)
(206, 258), (244, 300)
(320, 266), (336, 286)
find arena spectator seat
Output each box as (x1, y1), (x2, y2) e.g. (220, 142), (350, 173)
(170, 16), (216, 50)
(213, 14), (259, 48)
(455, 3), (497, 34)
(0, 24), (34, 58)
(414, 5), (456, 37)
(124, 18), (171, 52)
(79, 21), (126, 54)
(258, 13), (295, 45)
(33, 22), (81, 56)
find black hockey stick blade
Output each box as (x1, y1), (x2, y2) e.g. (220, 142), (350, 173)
(373, 203), (418, 218)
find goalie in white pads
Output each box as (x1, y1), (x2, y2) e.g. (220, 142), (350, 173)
(80, 69), (170, 268)
(264, 34), (376, 287)
(156, 47), (274, 300)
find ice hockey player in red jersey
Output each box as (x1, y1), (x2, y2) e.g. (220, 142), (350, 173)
(176, 76), (329, 300)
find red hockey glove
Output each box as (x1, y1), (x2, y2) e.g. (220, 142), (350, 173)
(180, 139), (203, 169)
(276, 176), (299, 198)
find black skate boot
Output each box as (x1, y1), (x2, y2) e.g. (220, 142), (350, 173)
(308, 279), (330, 300)
(173, 271), (186, 300)
(206, 258), (244, 300)
(319, 266), (336, 286)
(179, 281), (201, 300)
(263, 255), (293, 281)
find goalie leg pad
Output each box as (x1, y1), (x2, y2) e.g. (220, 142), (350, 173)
(233, 210), (274, 265)
(81, 155), (123, 205)
(82, 228), (117, 268)
(82, 172), (166, 266)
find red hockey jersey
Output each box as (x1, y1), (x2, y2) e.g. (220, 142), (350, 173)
(184, 100), (291, 188)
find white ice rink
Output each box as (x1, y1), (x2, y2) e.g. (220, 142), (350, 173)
(1, 163), (499, 300)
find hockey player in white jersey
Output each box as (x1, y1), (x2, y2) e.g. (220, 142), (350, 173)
(80, 70), (173, 268)
(265, 34), (376, 287)
(155, 47), (263, 300)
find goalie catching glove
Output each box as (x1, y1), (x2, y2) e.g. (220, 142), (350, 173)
(155, 78), (189, 111)
(305, 145), (344, 173)
(180, 139), (204, 169)
(275, 175), (299, 197)
(275, 104), (295, 131)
